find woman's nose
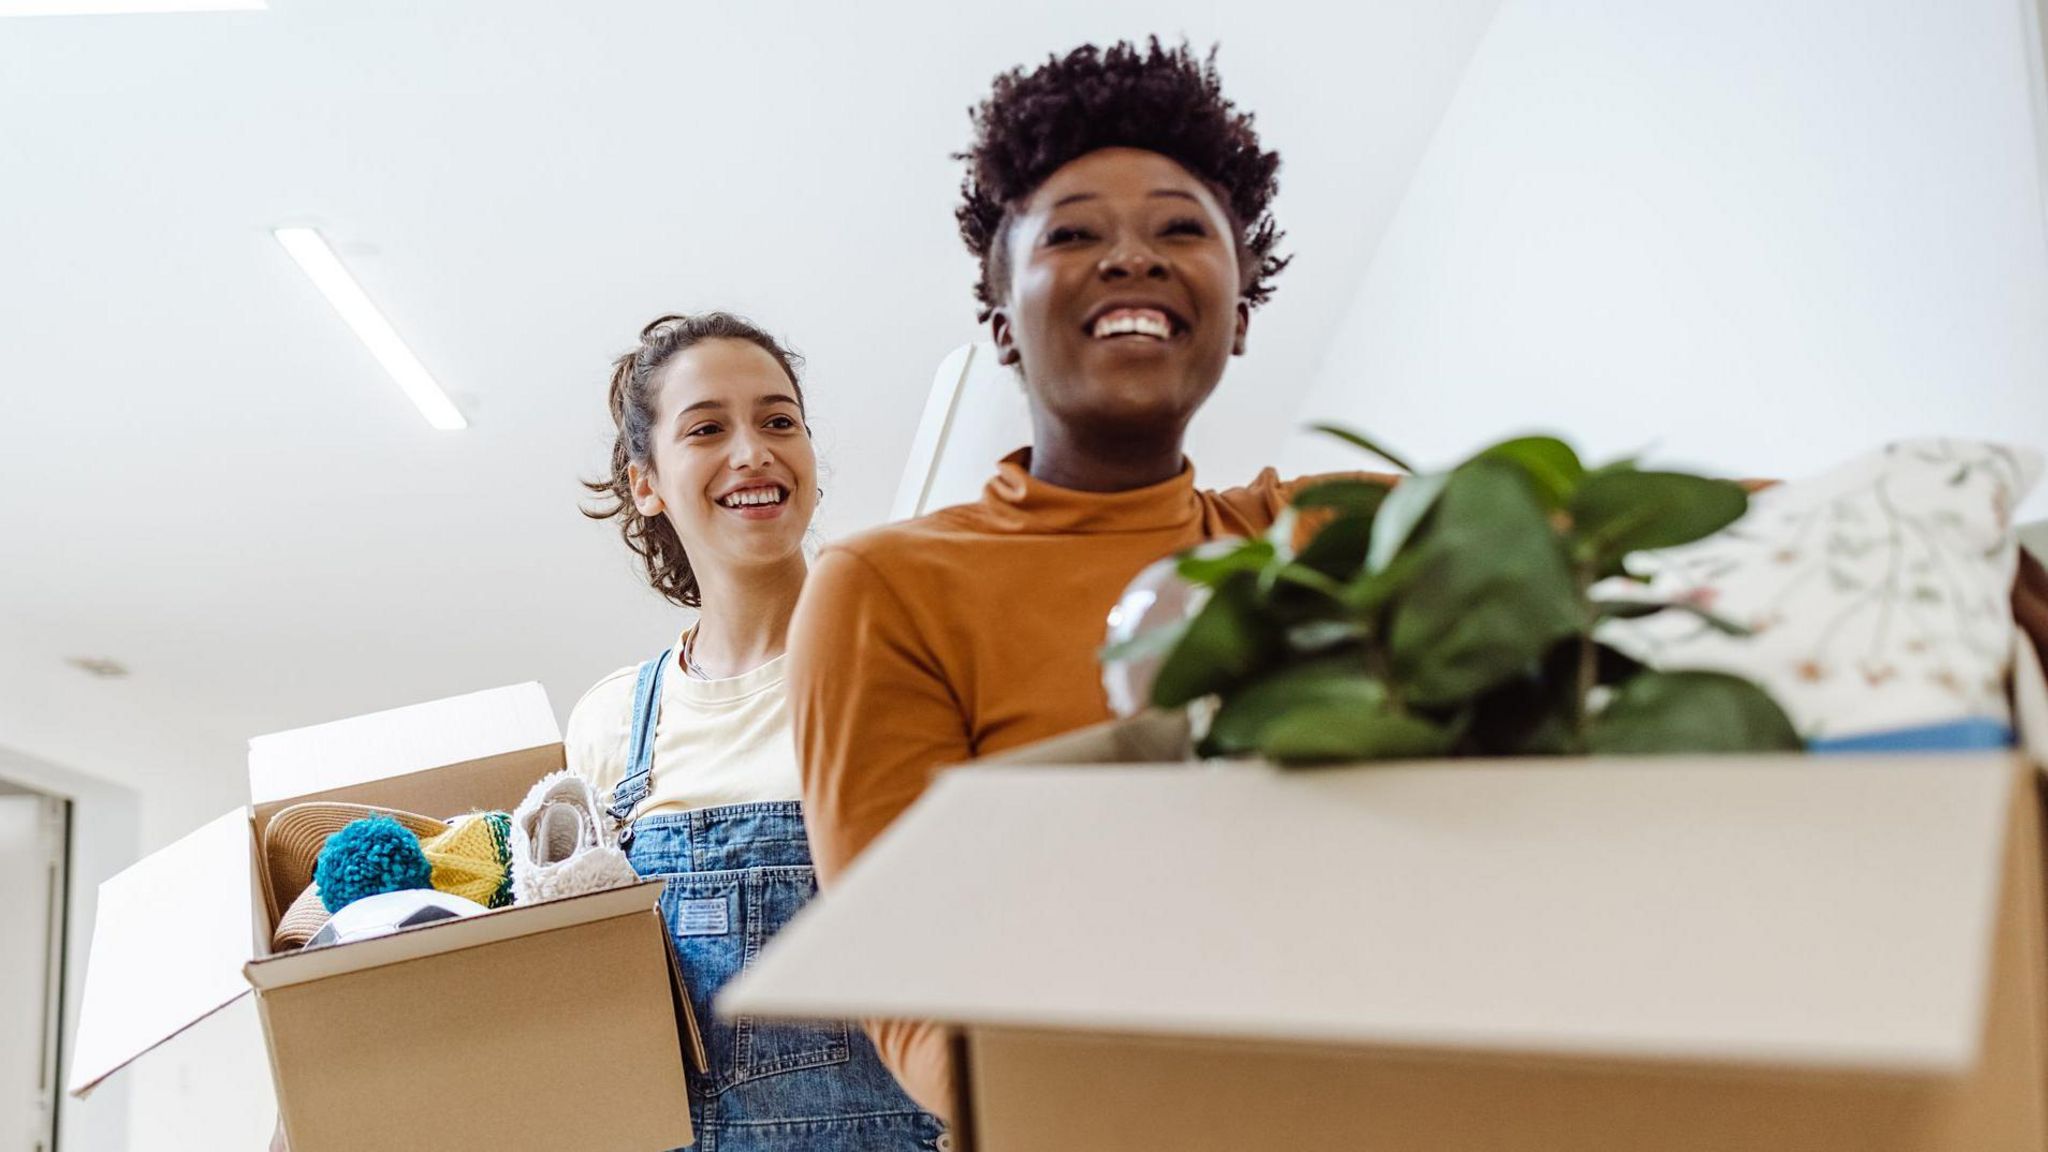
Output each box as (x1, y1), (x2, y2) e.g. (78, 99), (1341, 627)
(1098, 243), (1167, 281)
(728, 430), (774, 469)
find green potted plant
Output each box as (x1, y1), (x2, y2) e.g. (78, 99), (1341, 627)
(1111, 429), (1801, 764)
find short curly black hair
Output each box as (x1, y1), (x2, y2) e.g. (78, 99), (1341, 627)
(956, 39), (1289, 322)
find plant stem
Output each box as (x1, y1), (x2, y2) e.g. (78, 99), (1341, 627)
(1572, 561), (1596, 753)
(1375, 651), (1405, 712)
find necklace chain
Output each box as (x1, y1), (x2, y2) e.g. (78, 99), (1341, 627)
(680, 628), (712, 680)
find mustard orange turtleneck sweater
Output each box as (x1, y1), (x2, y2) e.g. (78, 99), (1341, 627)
(787, 449), (1371, 1122)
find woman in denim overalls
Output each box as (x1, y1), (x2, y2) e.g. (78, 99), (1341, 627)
(573, 312), (944, 1151)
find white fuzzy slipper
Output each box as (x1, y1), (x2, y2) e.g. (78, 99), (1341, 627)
(510, 770), (640, 904)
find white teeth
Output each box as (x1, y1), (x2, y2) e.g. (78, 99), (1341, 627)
(719, 487), (784, 508)
(1092, 310), (1173, 340)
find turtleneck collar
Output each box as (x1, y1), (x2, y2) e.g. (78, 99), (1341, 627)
(975, 448), (1204, 534)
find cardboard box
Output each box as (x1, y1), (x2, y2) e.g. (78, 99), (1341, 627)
(722, 644), (2048, 1151)
(67, 683), (701, 1152)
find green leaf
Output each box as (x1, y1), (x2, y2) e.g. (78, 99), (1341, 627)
(1205, 657), (1380, 754)
(1386, 461), (1584, 706)
(1343, 548), (1424, 617)
(1292, 478), (1392, 518)
(1569, 471), (1749, 559)
(1590, 599), (1668, 620)
(1584, 455), (1641, 480)
(1592, 598), (1753, 636)
(1310, 424), (1418, 475)
(1150, 574), (1270, 709)
(1260, 562), (1347, 603)
(1259, 701), (1459, 764)
(1475, 436), (1584, 510)
(1099, 618), (1190, 667)
(1176, 539), (1276, 586)
(1587, 670), (1803, 754)
(1286, 619), (1367, 654)
(1292, 513), (1374, 579)
(1366, 471), (1449, 573)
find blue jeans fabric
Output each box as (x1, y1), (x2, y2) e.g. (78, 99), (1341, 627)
(627, 804), (946, 1152)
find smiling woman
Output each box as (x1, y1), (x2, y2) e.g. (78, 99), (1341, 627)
(785, 40), (1391, 1124)
(566, 313), (945, 1151)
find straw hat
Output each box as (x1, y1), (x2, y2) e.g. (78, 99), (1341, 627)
(264, 803), (515, 952)
(272, 883), (336, 951)
(263, 802), (446, 924)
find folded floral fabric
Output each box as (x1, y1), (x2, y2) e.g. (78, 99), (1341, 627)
(1600, 440), (2041, 749)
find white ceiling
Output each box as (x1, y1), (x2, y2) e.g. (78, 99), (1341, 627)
(0, 0), (1503, 845)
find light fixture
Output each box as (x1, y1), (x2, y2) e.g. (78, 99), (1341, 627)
(0, 1), (265, 15)
(273, 227), (467, 431)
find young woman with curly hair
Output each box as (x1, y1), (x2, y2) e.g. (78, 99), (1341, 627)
(785, 41), (2048, 1127)
(785, 40), (1388, 1123)
(570, 313), (946, 1151)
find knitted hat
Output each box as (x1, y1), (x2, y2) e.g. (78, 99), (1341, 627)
(314, 815), (434, 913)
(419, 811), (514, 910)
(263, 802), (446, 924)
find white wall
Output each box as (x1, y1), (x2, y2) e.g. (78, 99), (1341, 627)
(1281, 0), (2048, 520)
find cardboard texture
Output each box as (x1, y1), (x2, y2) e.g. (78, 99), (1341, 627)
(726, 663), (2048, 1150)
(261, 908), (687, 1151)
(69, 683), (697, 1152)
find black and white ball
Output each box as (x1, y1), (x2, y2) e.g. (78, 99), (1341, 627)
(307, 889), (488, 949)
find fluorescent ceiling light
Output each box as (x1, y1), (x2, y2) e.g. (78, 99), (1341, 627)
(273, 227), (467, 432)
(0, 1), (265, 14)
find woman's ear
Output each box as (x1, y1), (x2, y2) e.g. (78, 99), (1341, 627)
(628, 461), (663, 517)
(1232, 299), (1251, 356)
(990, 307), (1022, 367)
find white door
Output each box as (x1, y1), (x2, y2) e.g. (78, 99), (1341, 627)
(0, 791), (65, 1152)
(891, 342), (1032, 521)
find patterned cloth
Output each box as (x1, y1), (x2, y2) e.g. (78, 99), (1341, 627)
(1601, 439), (2041, 747)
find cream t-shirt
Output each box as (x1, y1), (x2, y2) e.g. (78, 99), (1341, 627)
(565, 638), (802, 818)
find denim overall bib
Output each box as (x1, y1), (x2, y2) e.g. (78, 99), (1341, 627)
(608, 650), (947, 1152)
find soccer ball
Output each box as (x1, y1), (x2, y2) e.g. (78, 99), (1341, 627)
(307, 889), (488, 949)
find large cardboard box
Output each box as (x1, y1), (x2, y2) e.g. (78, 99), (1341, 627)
(67, 683), (702, 1152)
(723, 645), (2048, 1151)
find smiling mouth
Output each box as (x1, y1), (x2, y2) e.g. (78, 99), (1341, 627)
(1087, 307), (1186, 341)
(716, 485), (787, 509)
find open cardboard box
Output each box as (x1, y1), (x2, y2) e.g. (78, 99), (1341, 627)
(723, 637), (2048, 1151)
(66, 683), (703, 1152)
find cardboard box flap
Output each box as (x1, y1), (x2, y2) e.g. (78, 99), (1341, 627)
(244, 879), (665, 991)
(725, 755), (2017, 1076)
(248, 682), (558, 806)
(67, 808), (262, 1097)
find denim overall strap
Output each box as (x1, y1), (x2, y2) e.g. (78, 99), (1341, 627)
(605, 649), (669, 837)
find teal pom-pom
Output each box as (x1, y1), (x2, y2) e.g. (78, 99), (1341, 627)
(315, 816), (433, 913)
